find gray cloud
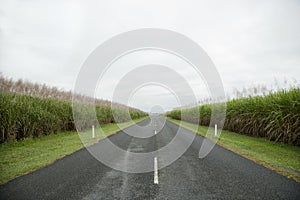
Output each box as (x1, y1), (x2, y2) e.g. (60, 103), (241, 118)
(0, 0), (299, 111)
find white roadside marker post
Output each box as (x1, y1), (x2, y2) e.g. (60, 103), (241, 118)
(214, 124), (217, 137)
(92, 125), (95, 138)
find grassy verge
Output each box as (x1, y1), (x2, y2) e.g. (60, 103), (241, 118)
(0, 117), (147, 184)
(167, 117), (300, 182)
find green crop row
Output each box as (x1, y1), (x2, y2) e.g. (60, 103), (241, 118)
(0, 92), (147, 142)
(167, 88), (300, 145)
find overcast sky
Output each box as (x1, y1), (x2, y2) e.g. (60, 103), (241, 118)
(1, 0), (300, 112)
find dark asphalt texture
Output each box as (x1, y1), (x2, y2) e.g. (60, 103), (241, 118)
(1, 117), (299, 199)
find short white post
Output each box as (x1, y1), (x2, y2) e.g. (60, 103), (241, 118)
(214, 124), (217, 137)
(92, 125), (95, 138)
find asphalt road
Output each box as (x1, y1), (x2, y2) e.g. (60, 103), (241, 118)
(1, 117), (299, 199)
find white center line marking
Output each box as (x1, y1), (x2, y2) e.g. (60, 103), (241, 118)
(154, 157), (159, 184)
(154, 130), (157, 135)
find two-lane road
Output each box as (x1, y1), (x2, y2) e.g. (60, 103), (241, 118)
(1, 117), (299, 199)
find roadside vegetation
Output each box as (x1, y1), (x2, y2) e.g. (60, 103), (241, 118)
(167, 118), (300, 182)
(0, 75), (147, 142)
(168, 88), (300, 145)
(0, 117), (147, 184)
(0, 75), (148, 184)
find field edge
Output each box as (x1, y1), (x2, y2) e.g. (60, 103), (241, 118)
(166, 117), (300, 183)
(0, 117), (148, 185)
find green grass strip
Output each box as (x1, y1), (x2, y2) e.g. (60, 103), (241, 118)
(167, 117), (300, 182)
(0, 117), (147, 184)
